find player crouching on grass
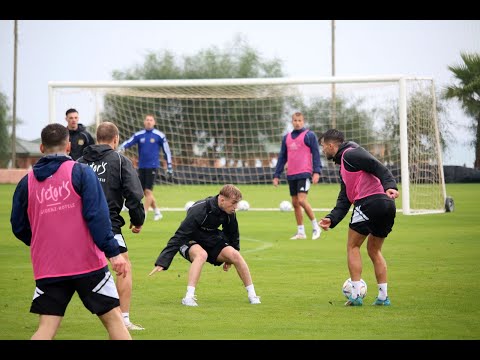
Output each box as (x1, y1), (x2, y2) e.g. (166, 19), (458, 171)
(318, 129), (399, 306)
(148, 184), (261, 306)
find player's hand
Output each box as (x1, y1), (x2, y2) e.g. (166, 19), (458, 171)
(148, 265), (164, 276)
(312, 173), (320, 184)
(130, 223), (142, 233)
(386, 189), (399, 199)
(318, 218), (331, 231)
(223, 263), (232, 272)
(108, 254), (130, 279)
(272, 178), (279, 187)
(167, 165), (173, 176)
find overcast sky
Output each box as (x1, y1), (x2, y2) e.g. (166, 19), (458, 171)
(1, 20), (479, 166)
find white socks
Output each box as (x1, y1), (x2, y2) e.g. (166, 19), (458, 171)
(311, 219), (320, 229)
(245, 284), (257, 298)
(351, 281), (363, 299)
(297, 225), (305, 235)
(377, 283), (388, 300)
(122, 312), (130, 325)
(186, 286), (195, 298)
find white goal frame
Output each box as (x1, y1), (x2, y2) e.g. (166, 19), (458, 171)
(48, 75), (447, 215)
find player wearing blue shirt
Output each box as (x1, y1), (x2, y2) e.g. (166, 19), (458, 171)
(119, 114), (173, 221)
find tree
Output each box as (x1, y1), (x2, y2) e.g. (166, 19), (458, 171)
(443, 52), (480, 169)
(0, 91), (11, 168)
(104, 35), (286, 165)
(379, 90), (449, 164)
(288, 95), (376, 146)
(111, 35), (283, 81)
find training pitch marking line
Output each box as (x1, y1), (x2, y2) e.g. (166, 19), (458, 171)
(240, 237), (273, 254)
(150, 208), (405, 213)
(156, 208), (333, 212)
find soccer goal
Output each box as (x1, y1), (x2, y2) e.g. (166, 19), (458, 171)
(48, 76), (446, 215)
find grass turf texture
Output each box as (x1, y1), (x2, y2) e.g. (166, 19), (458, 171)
(0, 183), (479, 340)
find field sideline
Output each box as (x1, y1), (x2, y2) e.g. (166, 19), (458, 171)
(0, 183), (479, 340)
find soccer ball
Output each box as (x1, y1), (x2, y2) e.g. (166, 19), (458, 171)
(342, 278), (367, 299)
(237, 200), (250, 211)
(279, 200), (293, 212)
(184, 201), (195, 211)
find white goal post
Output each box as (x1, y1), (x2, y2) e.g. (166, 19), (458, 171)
(48, 76), (447, 215)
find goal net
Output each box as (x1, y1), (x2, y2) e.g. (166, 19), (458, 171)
(49, 76), (446, 215)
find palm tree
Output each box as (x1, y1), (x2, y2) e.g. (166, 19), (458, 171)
(443, 52), (480, 169)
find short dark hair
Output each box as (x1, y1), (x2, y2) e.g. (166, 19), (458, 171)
(41, 123), (69, 149)
(320, 129), (344, 144)
(96, 122), (119, 142)
(65, 108), (78, 116)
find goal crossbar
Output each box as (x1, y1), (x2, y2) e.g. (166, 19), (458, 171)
(49, 75), (447, 215)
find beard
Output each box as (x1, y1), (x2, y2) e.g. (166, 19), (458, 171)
(326, 153), (334, 161)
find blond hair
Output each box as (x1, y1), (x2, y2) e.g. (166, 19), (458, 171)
(219, 184), (242, 201)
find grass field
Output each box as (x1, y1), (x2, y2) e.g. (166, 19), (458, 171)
(0, 183), (479, 340)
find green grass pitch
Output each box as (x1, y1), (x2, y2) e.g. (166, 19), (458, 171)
(0, 183), (479, 339)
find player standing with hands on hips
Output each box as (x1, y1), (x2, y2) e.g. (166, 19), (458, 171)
(318, 129), (399, 306)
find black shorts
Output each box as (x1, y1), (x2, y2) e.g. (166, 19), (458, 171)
(138, 168), (157, 191)
(178, 238), (230, 267)
(114, 233), (128, 253)
(349, 193), (396, 238)
(30, 270), (120, 316)
(288, 178), (311, 196)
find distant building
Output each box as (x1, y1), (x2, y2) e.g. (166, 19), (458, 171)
(0, 138), (43, 184)
(11, 138), (42, 169)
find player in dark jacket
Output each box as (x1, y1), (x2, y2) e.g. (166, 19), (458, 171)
(318, 129), (399, 307)
(149, 184), (261, 307)
(78, 121), (145, 331)
(65, 108), (95, 160)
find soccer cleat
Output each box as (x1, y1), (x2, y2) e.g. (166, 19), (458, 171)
(312, 228), (321, 240)
(249, 295), (261, 304)
(344, 295), (363, 306)
(182, 296), (198, 307)
(290, 233), (307, 240)
(372, 297), (391, 306)
(125, 322), (145, 331)
(153, 211), (163, 221)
